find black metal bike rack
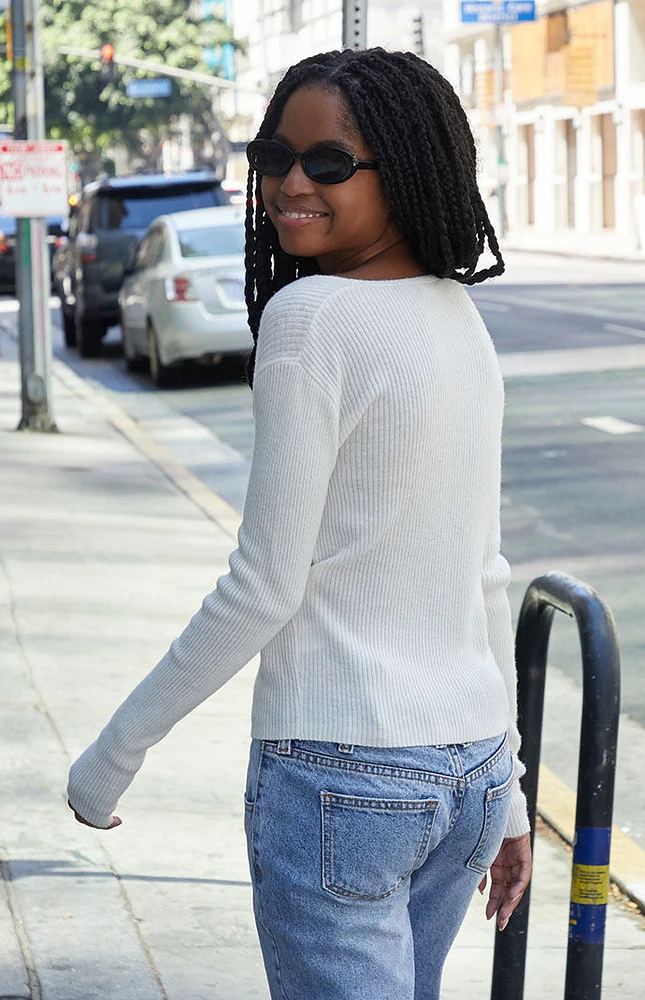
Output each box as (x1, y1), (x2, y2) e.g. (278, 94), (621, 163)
(490, 573), (620, 1000)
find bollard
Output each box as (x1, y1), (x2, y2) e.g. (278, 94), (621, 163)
(490, 573), (620, 1000)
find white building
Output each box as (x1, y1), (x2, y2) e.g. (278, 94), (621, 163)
(220, 1), (446, 177)
(443, 0), (645, 252)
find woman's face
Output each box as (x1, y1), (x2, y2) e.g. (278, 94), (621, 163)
(261, 85), (399, 275)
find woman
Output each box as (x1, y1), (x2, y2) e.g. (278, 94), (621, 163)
(69, 48), (532, 1000)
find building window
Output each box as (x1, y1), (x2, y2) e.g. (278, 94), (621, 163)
(289, 0), (303, 32)
(547, 11), (568, 53)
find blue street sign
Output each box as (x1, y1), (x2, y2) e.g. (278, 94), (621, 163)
(461, 1), (535, 23)
(125, 78), (172, 99)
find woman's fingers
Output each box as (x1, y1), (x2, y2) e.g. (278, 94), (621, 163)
(68, 800), (122, 830)
(483, 833), (532, 930)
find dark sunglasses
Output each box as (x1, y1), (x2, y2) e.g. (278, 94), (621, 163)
(246, 138), (378, 185)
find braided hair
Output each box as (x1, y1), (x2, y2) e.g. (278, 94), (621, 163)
(244, 47), (504, 385)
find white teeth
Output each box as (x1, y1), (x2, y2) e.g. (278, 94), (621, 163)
(280, 210), (324, 219)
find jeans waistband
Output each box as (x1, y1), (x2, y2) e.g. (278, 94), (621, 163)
(263, 735), (509, 788)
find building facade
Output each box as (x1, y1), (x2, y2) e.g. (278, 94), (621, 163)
(444, 0), (645, 251)
(221, 1), (446, 178)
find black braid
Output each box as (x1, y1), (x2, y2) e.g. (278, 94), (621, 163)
(244, 47), (504, 386)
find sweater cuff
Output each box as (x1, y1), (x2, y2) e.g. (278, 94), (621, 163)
(67, 742), (123, 830)
(504, 779), (531, 839)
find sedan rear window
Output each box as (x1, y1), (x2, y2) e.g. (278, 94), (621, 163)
(92, 184), (227, 232)
(178, 224), (245, 258)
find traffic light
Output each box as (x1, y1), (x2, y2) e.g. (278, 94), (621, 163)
(412, 14), (424, 58)
(100, 43), (115, 80)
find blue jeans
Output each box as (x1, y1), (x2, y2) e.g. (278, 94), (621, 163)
(244, 734), (513, 1000)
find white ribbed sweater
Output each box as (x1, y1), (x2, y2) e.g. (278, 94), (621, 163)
(68, 274), (529, 838)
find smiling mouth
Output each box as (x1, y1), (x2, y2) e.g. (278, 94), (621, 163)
(277, 206), (328, 221)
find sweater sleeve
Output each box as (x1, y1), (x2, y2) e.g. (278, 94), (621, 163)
(67, 359), (339, 828)
(482, 515), (531, 839)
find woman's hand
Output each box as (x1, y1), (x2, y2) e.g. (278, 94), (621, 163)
(68, 800), (122, 830)
(478, 832), (532, 931)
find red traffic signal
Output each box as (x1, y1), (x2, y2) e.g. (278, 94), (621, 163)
(100, 43), (115, 80)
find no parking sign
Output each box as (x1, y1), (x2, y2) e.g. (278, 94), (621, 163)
(0, 140), (69, 217)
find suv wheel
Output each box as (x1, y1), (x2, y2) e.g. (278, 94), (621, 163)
(76, 312), (103, 358)
(62, 307), (76, 348)
(148, 322), (176, 388)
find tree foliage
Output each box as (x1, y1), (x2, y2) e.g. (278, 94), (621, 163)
(0, 15), (13, 127)
(0, 1), (242, 156)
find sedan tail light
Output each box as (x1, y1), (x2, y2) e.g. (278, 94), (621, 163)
(165, 275), (197, 302)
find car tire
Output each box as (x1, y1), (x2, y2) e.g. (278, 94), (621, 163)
(148, 321), (176, 388)
(76, 311), (103, 358)
(62, 307), (77, 348)
(121, 313), (146, 372)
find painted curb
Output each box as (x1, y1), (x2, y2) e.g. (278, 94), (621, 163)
(538, 764), (645, 912)
(52, 360), (242, 542)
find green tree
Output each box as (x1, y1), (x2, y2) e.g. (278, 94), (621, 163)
(0, 14), (13, 127)
(0, 1), (243, 161)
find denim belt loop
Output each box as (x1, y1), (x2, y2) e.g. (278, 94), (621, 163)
(337, 744), (354, 754)
(276, 739), (292, 755)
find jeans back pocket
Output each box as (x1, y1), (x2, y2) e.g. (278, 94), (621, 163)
(321, 791), (439, 900)
(466, 769), (514, 875)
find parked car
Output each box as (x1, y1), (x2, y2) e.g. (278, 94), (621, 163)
(118, 205), (251, 386)
(220, 179), (246, 205)
(52, 171), (230, 357)
(0, 214), (68, 295)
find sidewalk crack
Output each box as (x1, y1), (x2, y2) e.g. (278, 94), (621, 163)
(0, 557), (168, 1000)
(0, 855), (42, 1000)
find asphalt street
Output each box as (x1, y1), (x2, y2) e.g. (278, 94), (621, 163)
(3, 250), (645, 853)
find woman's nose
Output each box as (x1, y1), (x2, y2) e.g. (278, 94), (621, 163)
(279, 158), (316, 196)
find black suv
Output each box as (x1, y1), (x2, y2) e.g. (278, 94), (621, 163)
(53, 171), (230, 356)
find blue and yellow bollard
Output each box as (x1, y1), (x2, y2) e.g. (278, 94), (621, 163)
(490, 573), (620, 1000)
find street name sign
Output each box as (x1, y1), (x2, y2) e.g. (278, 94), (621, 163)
(126, 78), (172, 99)
(461, 1), (536, 23)
(0, 141), (69, 217)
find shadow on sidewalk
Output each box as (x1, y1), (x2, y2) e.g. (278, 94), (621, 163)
(4, 858), (251, 889)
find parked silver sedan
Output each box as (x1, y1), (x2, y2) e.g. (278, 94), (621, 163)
(118, 205), (251, 386)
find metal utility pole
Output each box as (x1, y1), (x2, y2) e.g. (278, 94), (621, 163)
(342, 0), (367, 50)
(493, 24), (507, 239)
(12, 0), (57, 432)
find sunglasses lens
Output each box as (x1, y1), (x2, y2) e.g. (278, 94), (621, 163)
(303, 148), (354, 184)
(247, 140), (293, 177)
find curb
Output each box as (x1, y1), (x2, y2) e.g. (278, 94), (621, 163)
(52, 360), (242, 542)
(501, 243), (645, 265)
(538, 765), (645, 913)
(50, 354), (645, 915)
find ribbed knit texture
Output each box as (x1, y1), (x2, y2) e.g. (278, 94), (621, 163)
(68, 273), (530, 838)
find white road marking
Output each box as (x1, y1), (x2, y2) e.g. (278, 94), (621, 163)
(603, 323), (645, 341)
(0, 296), (58, 313)
(582, 416), (644, 436)
(500, 344), (645, 377)
(473, 300), (510, 313)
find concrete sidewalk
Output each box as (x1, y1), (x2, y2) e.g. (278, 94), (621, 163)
(1, 336), (643, 998)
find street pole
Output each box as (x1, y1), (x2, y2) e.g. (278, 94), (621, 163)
(342, 0), (367, 49)
(12, 0), (57, 432)
(493, 23), (507, 239)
